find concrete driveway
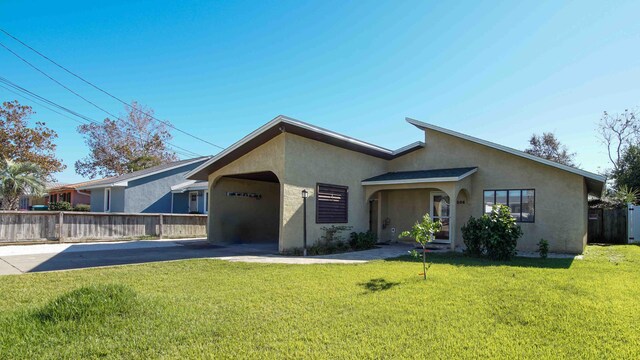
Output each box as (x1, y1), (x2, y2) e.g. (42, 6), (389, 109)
(0, 239), (278, 275)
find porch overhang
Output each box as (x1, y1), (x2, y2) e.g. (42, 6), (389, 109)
(361, 167), (477, 186)
(171, 180), (209, 193)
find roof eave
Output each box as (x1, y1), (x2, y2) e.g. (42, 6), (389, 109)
(406, 117), (606, 185)
(186, 115), (424, 180)
(76, 183), (127, 190)
(362, 168), (477, 185)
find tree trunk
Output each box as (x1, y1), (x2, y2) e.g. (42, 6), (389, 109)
(1, 195), (20, 210)
(422, 244), (427, 280)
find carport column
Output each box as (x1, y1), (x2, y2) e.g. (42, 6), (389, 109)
(377, 191), (383, 242)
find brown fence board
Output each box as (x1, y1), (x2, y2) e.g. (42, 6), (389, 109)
(588, 208), (627, 244)
(0, 211), (207, 244)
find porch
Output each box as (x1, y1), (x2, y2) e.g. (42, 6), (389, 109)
(362, 167), (477, 250)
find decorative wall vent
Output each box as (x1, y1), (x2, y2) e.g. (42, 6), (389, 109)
(226, 192), (262, 200)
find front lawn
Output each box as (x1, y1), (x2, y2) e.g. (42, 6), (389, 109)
(1, 245), (639, 359)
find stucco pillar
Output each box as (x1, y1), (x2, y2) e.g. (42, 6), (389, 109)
(447, 187), (457, 251)
(376, 191), (383, 241)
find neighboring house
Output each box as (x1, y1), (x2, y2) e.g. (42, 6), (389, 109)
(77, 157), (210, 213)
(46, 180), (100, 207)
(186, 115), (605, 254)
(170, 180), (209, 214)
(18, 193), (47, 210)
(19, 182), (61, 210)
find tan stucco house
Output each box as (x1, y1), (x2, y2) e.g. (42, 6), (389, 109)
(186, 115), (605, 254)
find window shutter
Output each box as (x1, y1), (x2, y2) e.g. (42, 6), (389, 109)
(316, 183), (348, 223)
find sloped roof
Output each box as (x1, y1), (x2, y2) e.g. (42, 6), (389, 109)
(170, 180), (208, 192)
(186, 115), (425, 180)
(362, 167), (478, 185)
(47, 178), (115, 191)
(77, 157), (210, 190)
(406, 118), (606, 196)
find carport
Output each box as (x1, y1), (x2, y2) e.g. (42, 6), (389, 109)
(209, 171), (281, 245)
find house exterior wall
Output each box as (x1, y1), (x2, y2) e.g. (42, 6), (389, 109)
(124, 163), (203, 213)
(89, 188), (104, 212)
(280, 133), (388, 250)
(172, 190), (205, 214)
(205, 133), (387, 250)
(89, 187), (125, 212)
(88, 162), (204, 213)
(207, 134), (286, 249)
(377, 188), (430, 242)
(388, 128), (588, 253)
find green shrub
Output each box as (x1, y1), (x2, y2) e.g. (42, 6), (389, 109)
(34, 284), (138, 323)
(48, 201), (72, 211)
(460, 204), (523, 260)
(72, 204), (90, 212)
(484, 205), (523, 260)
(307, 240), (350, 255)
(461, 216), (485, 256)
(320, 225), (352, 243)
(349, 231), (377, 250)
(538, 239), (549, 259)
(285, 225), (375, 255)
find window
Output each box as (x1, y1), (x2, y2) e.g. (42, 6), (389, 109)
(104, 188), (111, 212)
(204, 191), (209, 214)
(49, 194), (58, 203)
(316, 183), (348, 223)
(60, 192), (70, 202)
(484, 189), (535, 222)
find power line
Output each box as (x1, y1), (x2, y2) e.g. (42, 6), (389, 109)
(0, 83), (199, 160)
(0, 76), (203, 158)
(0, 28), (226, 150)
(0, 83), (85, 125)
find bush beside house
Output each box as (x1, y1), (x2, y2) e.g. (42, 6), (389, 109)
(461, 204), (523, 260)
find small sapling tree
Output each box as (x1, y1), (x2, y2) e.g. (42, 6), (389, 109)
(399, 214), (442, 280)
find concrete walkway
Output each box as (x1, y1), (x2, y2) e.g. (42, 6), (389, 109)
(219, 243), (414, 264)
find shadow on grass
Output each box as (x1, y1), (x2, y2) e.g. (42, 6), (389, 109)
(358, 278), (400, 293)
(384, 252), (575, 269)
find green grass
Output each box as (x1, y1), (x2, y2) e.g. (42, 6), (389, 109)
(1, 245), (639, 359)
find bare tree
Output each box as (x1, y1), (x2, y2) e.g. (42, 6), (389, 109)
(75, 101), (178, 179)
(524, 132), (576, 167)
(597, 109), (639, 172)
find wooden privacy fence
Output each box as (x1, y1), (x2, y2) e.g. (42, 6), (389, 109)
(588, 207), (627, 244)
(0, 211), (208, 244)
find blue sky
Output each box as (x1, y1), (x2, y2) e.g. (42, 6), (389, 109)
(1, 0), (639, 183)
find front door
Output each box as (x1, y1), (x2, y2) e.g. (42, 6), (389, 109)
(431, 192), (450, 243)
(369, 198), (379, 237)
(189, 192), (198, 213)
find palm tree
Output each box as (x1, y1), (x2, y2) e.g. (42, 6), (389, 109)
(0, 159), (46, 210)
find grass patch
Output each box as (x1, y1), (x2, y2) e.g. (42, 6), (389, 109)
(34, 284), (138, 323)
(0, 245), (639, 358)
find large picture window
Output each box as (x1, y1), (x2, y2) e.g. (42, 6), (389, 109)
(484, 189), (535, 223)
(316, 183), (348, 223)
